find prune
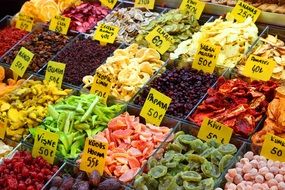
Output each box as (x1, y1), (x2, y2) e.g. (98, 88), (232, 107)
(77, 181), (89, 190)
(76, 171), (88, 182)
(59, 176), (74, 190)
(97, 178), (122, 190)
(89, 170), (101, 186)
(51, 176), (63, 187)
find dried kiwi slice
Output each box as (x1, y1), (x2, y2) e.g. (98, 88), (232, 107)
(219, 154), (234, 172)
(183, 181), (202, 190)
(178, 134), (196, 145)
(199, 178), (214, 189)
(181, 171), (202, 182)
(218, 144), (237, 155)
(149, 165), (168, 179)
(211, 149), (223, 165)
(190, 139), (208, 154)
(158, 176), (178, 190)
(201, 161), (220, 178)
(188, 154), (207, 164)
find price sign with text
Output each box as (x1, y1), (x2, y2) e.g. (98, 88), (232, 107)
(243, 54), (275, 81)
(100, 0), (118, 9)
(145, 26), (173, 55)
(140, 88), (172, 126)
(49, 15), (71, 35)
(10, 47), (34, 77)
(15, 13), (34, 32)
(179, 0), (205, 19)
(261, 134), (285, 162)
(80, 138), (108, 175)
(231, 0), (261, 23)
(45, 61), (66, 88)
(197, 118), (233, 144)
(32, 128), (59, 164)
(90, 72), (112, 103)
(0, 119), (7, 140)
(192, 41), (220, 74)
(135, 0), (155, 10)
(93, 23), (119, 44)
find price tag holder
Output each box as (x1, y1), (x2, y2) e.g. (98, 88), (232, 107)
(0, 119), (7, 140)
(145, 26), (173, 55)
(10, 47), (34, 77)
(179, 0), (205, 19)
(140, 88), (172, 126)
(242, 54), (275, 81)
(134, 0), (155, 10)
(90, 72), (112, 103)
(80, 138), (108, 175)
(197, 118), (233, 144)
(231, 0), (261, 23)
(15, 13), (34, 32)
(45, 61), (66, 88)
(93, 23), (119, 44)
(261, 134), (285, 162)
(100, 0), (118, 9)
(192, 41), (220, 74)
(49, 15), (71, 35)
(32, 128), (59, 164)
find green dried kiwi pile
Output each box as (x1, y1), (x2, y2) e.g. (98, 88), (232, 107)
(134, 132), (237, 190)
(135, 9), (200, 54)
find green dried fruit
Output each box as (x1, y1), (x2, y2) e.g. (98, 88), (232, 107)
(219, 154), (234, 172)
(183, 181), (201, 190)
(158, 176), (178, 190)
(178, 134), (196, 145)
(188, 154), (207, 164)
(149, 165), (168, 179)
(199, 178), (214, 189)
(190, 139), (208, 154)
(218, 144), (237, 155)
(181, 171), (202, 182)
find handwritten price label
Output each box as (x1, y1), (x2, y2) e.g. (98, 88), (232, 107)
(10, 47), (34, 77)
(192, 41), (220, 74)
(100, 0), (118, 9)
(197, 118), (233, 144)
(231, 0), (261, 23)
(261, 134), (285, 162)
(90, 72), (112, 103)
(32, 128), (59, 164)
(242, 54), (275, 81)
(140, 88), (172, 126)
(80, 138), (108, 175)
(145, 26), (173, 55)
(15, 13), (34, 32)
(0, 119), (7, 140)
(49, 15), (71, 35)
(45, 61), (66, 88)
(135, 0), (155, 10)
(179, 0), (205, 19)
(93, 23), (119, 44)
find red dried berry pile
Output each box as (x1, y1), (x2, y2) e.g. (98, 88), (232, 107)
(134, 68), (218, 118)
(62, 2), (110, 33)
(0, 27), (27, 57)
(0, 151), (59, 190)
(2, 28), (73, 72)
(54, 37), (119, 86)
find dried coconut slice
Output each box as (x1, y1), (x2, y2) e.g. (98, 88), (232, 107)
(276, 86), (285, 97)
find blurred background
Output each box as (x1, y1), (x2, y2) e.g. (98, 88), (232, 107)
(1, 0), (27, 18)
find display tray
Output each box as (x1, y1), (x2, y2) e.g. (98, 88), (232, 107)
(139, 0), (285, 27)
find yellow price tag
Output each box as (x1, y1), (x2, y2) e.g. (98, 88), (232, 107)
(260, 134), (285, 162)
(134, 0), (155, 10)
(90, 72), (112, 103)
(242, 54), (275, 81)
(140, 88), (172, 126)
(192, 41), (220, 74)
(0, 119), (7, 140)
(100, 0), (118, 9)
(15, 13), (34, 32)
(32, 128), (59, 164)
(93, 23), (119, 44)
(179, 0), (205, 19)
(49, 15), (71, 35)
(145, 26), (173, 55)
(231, 0), (261, 23)
(197, 118), (233, 144)
(80, 138), (108, 175)
(45, 61), (66, 88)
(10, 47), (34, 77)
